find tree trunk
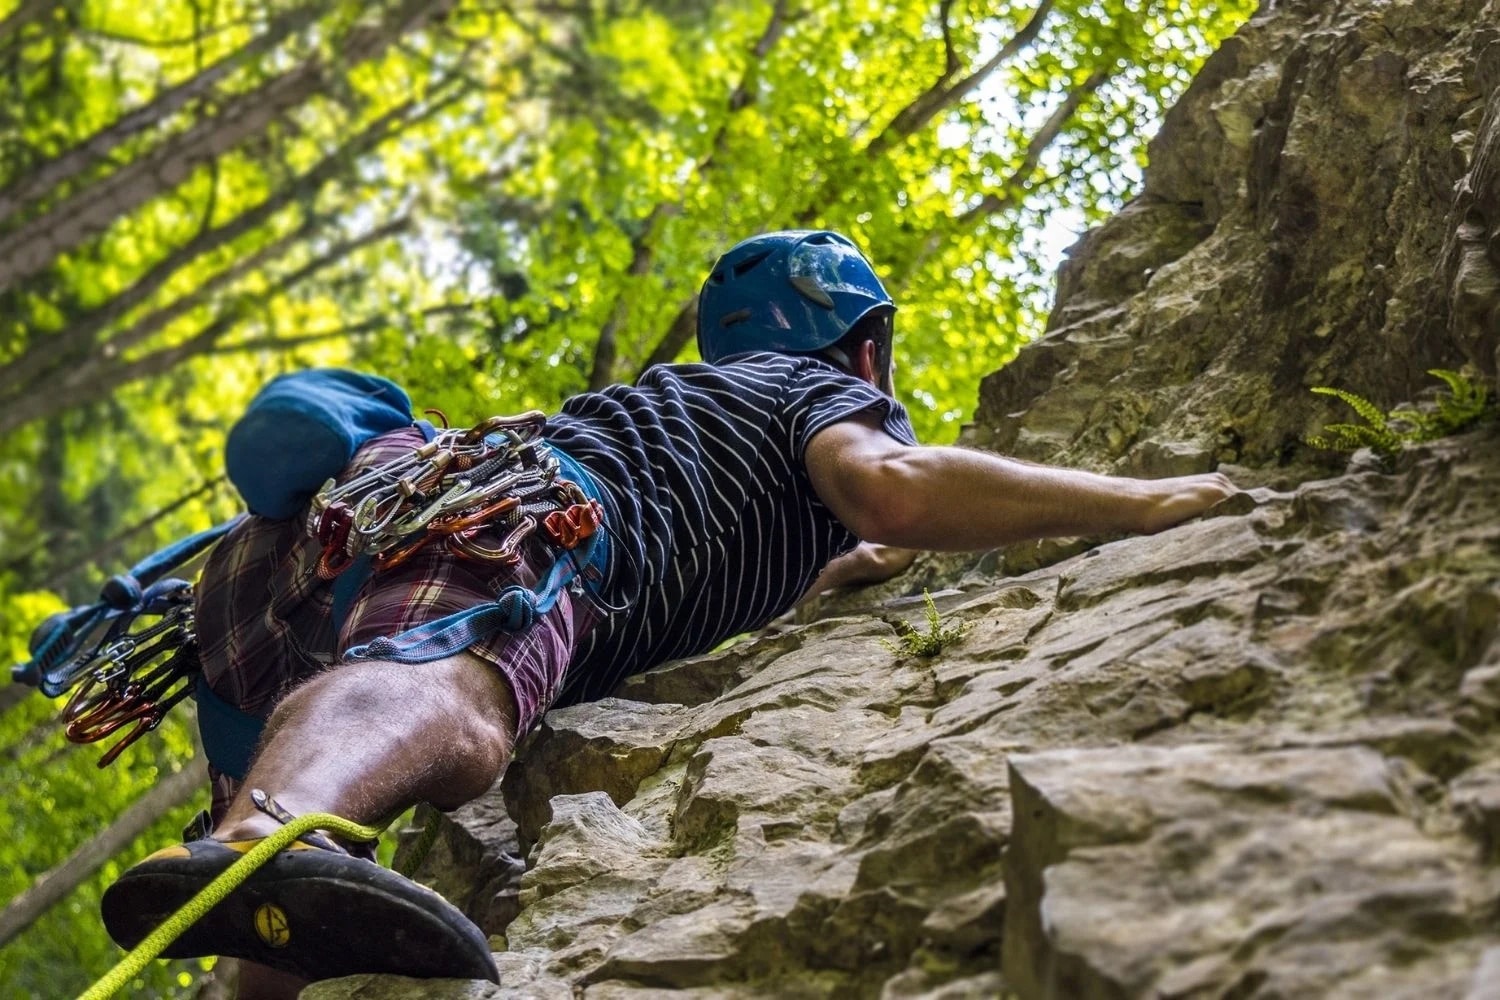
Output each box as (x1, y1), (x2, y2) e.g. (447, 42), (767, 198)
(0, 685), (35, 716)
(0, 760), (204, 948)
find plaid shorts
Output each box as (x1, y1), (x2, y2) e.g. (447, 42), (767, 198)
(194, 426), (592, 821)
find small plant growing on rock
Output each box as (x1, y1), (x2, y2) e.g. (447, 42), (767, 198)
(1307, 367), (1491, 466)
(885, 591), (971, 658)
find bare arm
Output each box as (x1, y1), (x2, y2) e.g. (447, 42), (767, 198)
(805, 415), (1236, 550)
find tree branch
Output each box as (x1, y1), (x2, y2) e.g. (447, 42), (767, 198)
(36, 478), (227, 593)
(957, 65), (1111, 226)
(0, 762), (203, 948)
(636, 296), (698, 376)
(938, 0), (960, 81)
(121, 216), (407, 365)
(621, 0), (790, 384)
(0, 221), (416, 435)
(72, 17), (267, 51)
(636, 1), (1058, 374)
(901, 65), (1113, 281)
(862, 0), (1055, 161)
(0, 684), (35, 717)
(0, 0), (53, 54)
(0, 90), (454, 400)
(200, 302), (483, 357)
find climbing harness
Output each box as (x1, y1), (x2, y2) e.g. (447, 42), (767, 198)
(10, 399), (611, 773)
(338, 427), (610, 666)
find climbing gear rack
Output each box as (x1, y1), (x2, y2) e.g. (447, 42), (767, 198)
(306, 411), (603, 579)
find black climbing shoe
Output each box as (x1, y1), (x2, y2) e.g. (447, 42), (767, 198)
(101, 837), (499, 984)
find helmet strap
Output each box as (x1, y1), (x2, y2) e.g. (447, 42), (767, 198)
(819, 345), (855, 372)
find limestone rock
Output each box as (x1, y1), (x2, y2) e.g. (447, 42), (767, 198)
(971, 0), (1500, 472)
(1004, 744), (1481, 999)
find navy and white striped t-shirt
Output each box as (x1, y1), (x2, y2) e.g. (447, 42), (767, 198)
(543, 352), (918, 705)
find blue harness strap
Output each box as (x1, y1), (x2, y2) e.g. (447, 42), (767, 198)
(344, 443), (609, 664)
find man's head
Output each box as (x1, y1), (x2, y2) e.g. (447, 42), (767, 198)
(696, 230), (896, 393)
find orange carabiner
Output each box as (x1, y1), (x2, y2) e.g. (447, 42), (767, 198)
(372, 531), (439, 572)
(65, 686), (153, 743)
(447, 516), (534, 567)
(543, 500), (604, 549)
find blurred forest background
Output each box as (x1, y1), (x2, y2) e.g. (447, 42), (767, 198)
(0, 0), (1252, 994)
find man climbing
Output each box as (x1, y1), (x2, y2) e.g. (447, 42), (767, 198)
(101, 230), (1235, 996)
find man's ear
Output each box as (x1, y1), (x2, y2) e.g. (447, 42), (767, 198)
(854, 339), (879, 387)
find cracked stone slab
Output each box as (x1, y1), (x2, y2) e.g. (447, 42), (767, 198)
(1004, 743), (1491, 999)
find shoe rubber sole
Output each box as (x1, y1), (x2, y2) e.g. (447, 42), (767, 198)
(100, 840), (499, 983)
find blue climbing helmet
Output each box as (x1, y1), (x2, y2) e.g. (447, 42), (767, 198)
(696, 230), (895, 364)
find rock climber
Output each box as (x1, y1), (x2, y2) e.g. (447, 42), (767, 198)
(102, 229), (1235, 996)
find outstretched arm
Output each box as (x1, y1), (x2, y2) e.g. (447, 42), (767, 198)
(805, 415), (1236, 550)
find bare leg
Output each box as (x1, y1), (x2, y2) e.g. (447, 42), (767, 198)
(213, 654), (516, 998)
(212, 652), (518, 843)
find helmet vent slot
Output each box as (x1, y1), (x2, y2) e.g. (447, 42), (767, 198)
(789, 274), (835, 309)
(720, 308), (752, 327)
(731, 250), (773, 276)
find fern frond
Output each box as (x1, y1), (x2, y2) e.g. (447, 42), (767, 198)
(1427, 368), (1489, 435)
(1309, 370), (1494, 462)
(1311, 386), (1390, 430)
(1387, 406), (1437, 439)
(885, 591), (971, 658)
(1428, 368), (1467, 396)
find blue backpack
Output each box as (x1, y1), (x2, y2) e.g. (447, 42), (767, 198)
(226, 368), (422, 519)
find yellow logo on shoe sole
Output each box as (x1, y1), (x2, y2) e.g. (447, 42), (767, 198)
(254, 903), (290, 948)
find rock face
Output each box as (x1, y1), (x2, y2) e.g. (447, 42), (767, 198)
(975, 0), (1500, 474)
(307, 0), (1500, 997)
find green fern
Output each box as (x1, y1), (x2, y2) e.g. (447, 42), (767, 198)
(1308, 368), (1492, 464)
(1306, 386), (1403, 458)
(1429, 368), (1489, 431)
(884, 590), (971, 658)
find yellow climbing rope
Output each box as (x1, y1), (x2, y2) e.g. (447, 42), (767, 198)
(77, 812), (383, 1000)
